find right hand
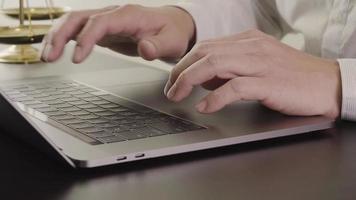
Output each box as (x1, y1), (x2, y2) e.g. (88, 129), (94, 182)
(41, 5), (195, 63)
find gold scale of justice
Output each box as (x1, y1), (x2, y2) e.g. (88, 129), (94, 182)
(0, 0), (70, 64)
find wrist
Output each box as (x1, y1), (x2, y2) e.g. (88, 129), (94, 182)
(162, 6), (196, 53)
(324, 60), (342, 119)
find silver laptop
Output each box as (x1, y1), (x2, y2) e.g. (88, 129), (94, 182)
(0, 47), (334, 168)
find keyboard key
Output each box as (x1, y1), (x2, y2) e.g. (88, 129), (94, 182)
(22, 90), (42, 96)
(69, 100), (88, 106)
(122, 123), (145, 129)
(77, 104), (97, 109)
(67, 91), (86, 95)
(44, 110), (66, 116)
(36, 107), (58, 113)
(51, 84), (70, 89)
(110, 126), (129, 133)
(68, 123), (93, 129)
(73, 93), (94, 98)
(46, 91), (64, 96)
(4, 90), (21, 95)
(36, 96), (57, 102)
(130, 115), (149, 120)
(104, 115), (126, 121)
(85, 107), (106, 113)
(118, 111), (139, 116)
(91, 100), (111, 105)
(87, 131), (115, 139)
(8, 85), (27, 90)
(43, 99), (63, 105)
(87, 118), (109, 124)
(13, 96), (34, 102)
(96, 111), (116, 117)
(117, 130), (148, 140)
(21, 100), (42, 105)
(59, 118), (84, 125)
(51, 94), (72, 99)
(52, 103), (72, 109)
(60, 88), (77, 92)
(77, 114), (99, 120)
(19, 88), (35, 92)
(96, 123), (119, 129)
(85, 96), (102, 101)
(113, 119), (136, 125)
(61, 106), (81, 112)
(179, 120), (205, 131)
(68, 110), (91, 116)
(109, 107), (129, 112)
(40, 88), (57, 93)
(8, 93), (27, 99)
(99, 135), (126, 143)
(61, 97), (80, 102)
(99, 103), (119, 109)
(77, 127), (104, 134)
(135, 127), (167, 137)
(149, 122), (186, 134)
(51, 114), (75, 121)
(80, 88), (97, 93)
(29, 104), (50, 109)
(31, 93), (50, 98)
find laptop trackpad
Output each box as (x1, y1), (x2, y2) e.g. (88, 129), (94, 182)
(67, 67), (168, 88)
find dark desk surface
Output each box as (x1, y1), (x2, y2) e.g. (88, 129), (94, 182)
(1, 122), (355, 200)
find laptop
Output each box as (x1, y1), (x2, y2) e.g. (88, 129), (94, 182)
(0, 46), (334, 168)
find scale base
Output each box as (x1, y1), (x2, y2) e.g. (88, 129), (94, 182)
(0, 45), (41, 64)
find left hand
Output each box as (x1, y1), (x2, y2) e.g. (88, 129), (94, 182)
(164, 30), (342, 119)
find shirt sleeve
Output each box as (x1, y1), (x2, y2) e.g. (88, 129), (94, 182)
(175, 0), (282, 42)
(338, 59), (356, 121)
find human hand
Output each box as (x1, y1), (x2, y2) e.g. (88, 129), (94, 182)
(165, 30), (342, 119)
(41, 5), (195, 63)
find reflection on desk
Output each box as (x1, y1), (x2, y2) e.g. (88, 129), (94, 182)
(1, 122), (356, 200)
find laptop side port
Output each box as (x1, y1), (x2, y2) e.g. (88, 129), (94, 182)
(135, 153), (145, 158)
(117, 156), (127, 161)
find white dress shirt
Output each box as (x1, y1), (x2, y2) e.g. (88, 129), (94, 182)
(176, 0), (356, 121)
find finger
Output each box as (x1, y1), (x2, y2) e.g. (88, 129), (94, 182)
(138, 26), (187, 61)
(72, 12), (112, 63)
(166, 54), (265, 102)
(196, 77), (267, 113)
(42, 7), (118, 62)
(73, 6), (144, 63)
(164, 42), (229, 95)
(164, 35), (268, 94)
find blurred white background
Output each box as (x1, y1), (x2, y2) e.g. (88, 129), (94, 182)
(0, 0), (181, 49)
(0, 0), (180, 26)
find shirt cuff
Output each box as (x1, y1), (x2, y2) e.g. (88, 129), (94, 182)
(338, 59), (356, 121)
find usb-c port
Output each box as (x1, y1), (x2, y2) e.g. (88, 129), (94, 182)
(117, 156), (127, 161)
(135, 153), (145, 158)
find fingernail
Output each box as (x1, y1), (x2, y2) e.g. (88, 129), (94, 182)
(73, 45), (83, 63)
(167, 84), (177, 100)
(164, 80), (172, 96)
(196, 100), (207, 112)
(41, 43), (52, 62)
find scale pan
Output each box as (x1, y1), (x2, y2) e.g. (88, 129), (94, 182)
(1, 6), (71, 20)
(0, 25), (50, 44)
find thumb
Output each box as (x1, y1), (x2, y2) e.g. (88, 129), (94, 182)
(138, 26), (187, 61)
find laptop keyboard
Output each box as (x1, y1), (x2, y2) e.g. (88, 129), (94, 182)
(0, 80), (205, 145)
